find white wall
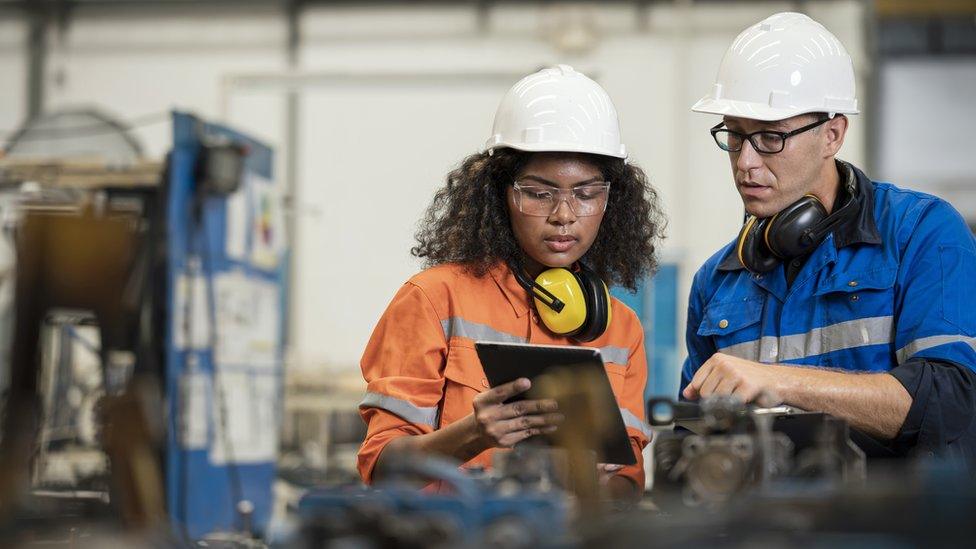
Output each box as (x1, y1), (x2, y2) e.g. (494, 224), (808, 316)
(0, 11), (27, 136)
(877, 58), (976, 219)
(1, 1), (868, 379)
(42, 4), (289, 157)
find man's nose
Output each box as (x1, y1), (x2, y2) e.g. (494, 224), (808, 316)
(735, 138), (763, 173)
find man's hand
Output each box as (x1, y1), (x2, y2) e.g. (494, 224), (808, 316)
(471, 378), (564, 449)
(682, 352), (783, 407)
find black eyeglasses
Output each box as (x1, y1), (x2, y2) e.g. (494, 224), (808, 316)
(710, 117), (831, 154)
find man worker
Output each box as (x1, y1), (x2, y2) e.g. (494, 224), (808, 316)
(682, 12), (976, 460)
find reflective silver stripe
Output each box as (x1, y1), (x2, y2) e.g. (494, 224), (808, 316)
(718, 316), (894, 363)
(897, 335), (976, 364)
(778, 316), (893, 361)
(440, 317), (526, 344)
(598, 346), (630, 366)
(360, 391), (439, 428)
(720, 338), (762, 361)
(620, 408), (652, 438)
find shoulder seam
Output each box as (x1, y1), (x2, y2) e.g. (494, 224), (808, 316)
(405, 280), (449, 345)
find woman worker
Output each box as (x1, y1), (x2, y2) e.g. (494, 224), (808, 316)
(357, 65), (666, 500)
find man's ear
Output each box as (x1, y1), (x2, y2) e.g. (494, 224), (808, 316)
(823, 114), (848, 158)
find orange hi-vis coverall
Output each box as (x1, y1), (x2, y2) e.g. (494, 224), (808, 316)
(358, 261), (652, 488)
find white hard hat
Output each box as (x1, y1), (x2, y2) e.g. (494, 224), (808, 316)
(692, 12), (859, 121)
(486, 65), (627, 159)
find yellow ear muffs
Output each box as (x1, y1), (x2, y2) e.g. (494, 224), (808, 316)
(523, 263), (612, 342)
(533, 268), (589, 336)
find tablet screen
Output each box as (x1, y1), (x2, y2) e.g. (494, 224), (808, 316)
(474, 341), (637, 466)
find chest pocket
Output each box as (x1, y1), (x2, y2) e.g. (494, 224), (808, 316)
(816, 267), (896, 327)
(698, 298), (764, 360)
(442, 345), (487, 429)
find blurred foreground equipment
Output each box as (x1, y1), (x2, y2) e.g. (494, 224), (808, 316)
(285, 366), (630, 548)
(648, 396), (865, 507)
(572, 396), (972, 548)
(582, 458), (976, 548)
(0, 192), (170, 539)
(0, 109), (286, 546)
(293, 451), (569, 549)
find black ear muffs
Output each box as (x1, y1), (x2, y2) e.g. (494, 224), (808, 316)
(572, 263), (610, 343)
(736, 215), (779, 273)
(764, 195), (828, 257)
(736, 195), (829, 274)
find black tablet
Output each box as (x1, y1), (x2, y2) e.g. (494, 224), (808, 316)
(474, 341), (637, 466)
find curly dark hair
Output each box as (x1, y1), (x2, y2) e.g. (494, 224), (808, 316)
(411, 148), (667, 291)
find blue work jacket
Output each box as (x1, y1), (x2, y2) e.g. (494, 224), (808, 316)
(681, 161), (976, 460)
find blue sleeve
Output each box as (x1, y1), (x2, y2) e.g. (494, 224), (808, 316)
(679, 270), (715, 399)
(893, 199), (976, 371)
(888, 199), (976, 459)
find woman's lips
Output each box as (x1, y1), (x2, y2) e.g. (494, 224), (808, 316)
(544, 236), (577, 253)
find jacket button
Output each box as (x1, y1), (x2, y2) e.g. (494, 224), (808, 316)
(848, 280), (858, 287)
(718, 319), (729, 329)
(850, 295), (859, 302)
(482, 378), (489, 388)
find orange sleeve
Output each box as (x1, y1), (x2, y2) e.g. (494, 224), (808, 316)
(614, 313), (651, 490)
(357, 282), (448, 484)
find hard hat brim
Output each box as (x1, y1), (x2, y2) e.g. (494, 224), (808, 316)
(487, 140), (627, 160)
(691, 96), (859, 122)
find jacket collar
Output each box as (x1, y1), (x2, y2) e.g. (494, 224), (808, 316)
(832, 160), (882, 249)
(488, 261), (532, 318)
(717, 160), (882, 272)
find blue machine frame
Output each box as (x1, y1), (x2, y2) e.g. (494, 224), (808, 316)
(164, 112), (286, 539)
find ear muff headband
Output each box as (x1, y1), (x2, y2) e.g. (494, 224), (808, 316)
(513, 267), (565, 313)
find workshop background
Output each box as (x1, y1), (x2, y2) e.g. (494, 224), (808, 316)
(0, 0), (974, 545)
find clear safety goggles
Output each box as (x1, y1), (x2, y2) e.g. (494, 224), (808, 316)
(512, 181), (611, 217)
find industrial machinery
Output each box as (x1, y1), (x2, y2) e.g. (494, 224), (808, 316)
(292, 450), (570, 549)
(283, 366), (628, 549)
(0, 110), (285, 546)
(648, 396), (866, 507)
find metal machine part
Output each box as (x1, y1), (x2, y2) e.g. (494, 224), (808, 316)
(492, 443), (566, 495)
(649, 397), (865, 508)
(293, 452), (570, 549)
